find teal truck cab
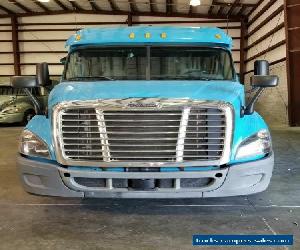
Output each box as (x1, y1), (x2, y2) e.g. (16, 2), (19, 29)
(11, 26), (278, 198)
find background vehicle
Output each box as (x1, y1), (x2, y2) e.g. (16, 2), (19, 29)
(11, 26), (278, 198)
(0, 84), (40, 125)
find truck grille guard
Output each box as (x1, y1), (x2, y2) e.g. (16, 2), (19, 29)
(52, 98), (233, 168)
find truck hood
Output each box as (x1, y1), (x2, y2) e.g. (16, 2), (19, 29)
(49, 81), (245, 109)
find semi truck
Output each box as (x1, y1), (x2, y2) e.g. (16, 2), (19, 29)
(11, 26), (278, 198)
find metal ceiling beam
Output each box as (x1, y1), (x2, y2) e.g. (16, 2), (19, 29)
(239, 18), (246, 83)
(166, 0), (173, 15)
(227, 0), (240, 16)
(108, 0), (118, 11)
(69, 1), (83, 11)
(127, 13), (133, 26)
(11, 15), (20, 76)
(0, 9), (242, 21)
(149, 0), (155, 13)
(53, 0), (69, 11)
(0, 4), (15, 14)
(189, 5), (194, 15)
(214, 2), (255, 8)
(34, 1), (50, 12)
(88, 0), (101, 11)
(217, 6), (224, 15)
(284, 0), (300, 126)
(208, 0), (216, 15)
(236, 5), (247, 16)
(129, 0), (138, 12)
(9, 0), (32, 13)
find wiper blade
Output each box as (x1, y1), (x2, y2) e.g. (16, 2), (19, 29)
(175, 76), (213, 81)
(67, 76), (114, 81)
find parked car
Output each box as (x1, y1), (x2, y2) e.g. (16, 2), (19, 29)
(0, 84), (42, 125)
(11, 26), (278, 198)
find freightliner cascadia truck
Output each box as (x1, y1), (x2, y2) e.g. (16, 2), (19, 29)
(11, 26), (279, 198)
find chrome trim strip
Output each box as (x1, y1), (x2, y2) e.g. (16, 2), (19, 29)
(95, 108), (111, 162)
(52, 98), (233, 167)
(176, 107), (190, 162)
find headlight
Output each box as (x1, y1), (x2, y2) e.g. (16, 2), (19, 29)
(19, 130), (50, 159)
(1, 106), (20, 114)
(235, 129), (272, 160)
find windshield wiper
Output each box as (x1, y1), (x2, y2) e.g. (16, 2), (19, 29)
(67, 76), (114, 81)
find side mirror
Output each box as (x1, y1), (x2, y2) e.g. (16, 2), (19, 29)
(10, 76), (42, 115)
(11, 76), (38, 88)
(10, 63), (51, 115)
(243, 60), (279, 116)
(254, 60), (270, 76)
(251, 75), (279, 88)
(36, 62), (51, 87)
(251, 60), (278, 88)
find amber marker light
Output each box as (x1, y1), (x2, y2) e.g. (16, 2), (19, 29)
(145, 32), (151, 39)
(215, 34), (222, 39)
(129, 32), (135, 39)
(161, 32), (167, 39)
(75, 34), (81, 41)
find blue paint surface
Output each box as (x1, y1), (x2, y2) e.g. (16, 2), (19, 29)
(48, 80), (244, 108)
(66, 26), (232, 49)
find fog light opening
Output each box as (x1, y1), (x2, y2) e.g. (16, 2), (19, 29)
(215, 173), (223, 178)
(64, 173), (71, 177)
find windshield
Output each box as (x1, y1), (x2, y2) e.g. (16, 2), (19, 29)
(64, 47), (235, 81)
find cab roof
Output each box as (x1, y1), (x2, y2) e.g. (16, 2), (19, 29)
(66, 26), (232, 50)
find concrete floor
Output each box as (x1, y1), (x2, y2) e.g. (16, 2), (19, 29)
(0, 126), (299, 250)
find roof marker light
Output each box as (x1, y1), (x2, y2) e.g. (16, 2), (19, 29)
(129, 32), (135, 39)
(75, 34), (81, 41)
(160, 32), (167, 39)
(215, 34), (222, 39)
(145, 32), (151, 38)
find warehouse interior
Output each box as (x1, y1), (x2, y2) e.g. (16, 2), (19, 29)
(0, 0), (299, 249)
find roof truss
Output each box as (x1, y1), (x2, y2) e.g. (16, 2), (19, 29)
(0, 0), (259, 20)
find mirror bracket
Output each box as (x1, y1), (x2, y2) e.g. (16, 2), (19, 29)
(242, 87), (265, 116)
(23, 88), (43, 115)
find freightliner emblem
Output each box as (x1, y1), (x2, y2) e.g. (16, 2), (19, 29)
(126, 102), (161, 108)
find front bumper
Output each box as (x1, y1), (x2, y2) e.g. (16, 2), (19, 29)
(17, 154), (274, 198)
(0, 112), (23, 123)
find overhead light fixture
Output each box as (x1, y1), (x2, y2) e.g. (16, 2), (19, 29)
(190, 0), (201, 6)
(38, 0), (50, 2)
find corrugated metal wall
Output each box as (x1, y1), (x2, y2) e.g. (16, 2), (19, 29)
(245, 0), (287, 126)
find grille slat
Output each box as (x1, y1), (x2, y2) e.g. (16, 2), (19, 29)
(61, 137), (225, 141)
(58, 102), (228, 164)
(64, 149), (223, 153)
(61, 131), (224, 134)
(61, 125), (225, 129)
(63, 155), (220, 159)
(63, 143), (224, 146)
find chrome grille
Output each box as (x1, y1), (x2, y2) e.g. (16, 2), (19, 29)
(54, 99), (233, 167)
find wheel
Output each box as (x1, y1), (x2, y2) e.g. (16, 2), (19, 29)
(22, 110), (35, 126)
